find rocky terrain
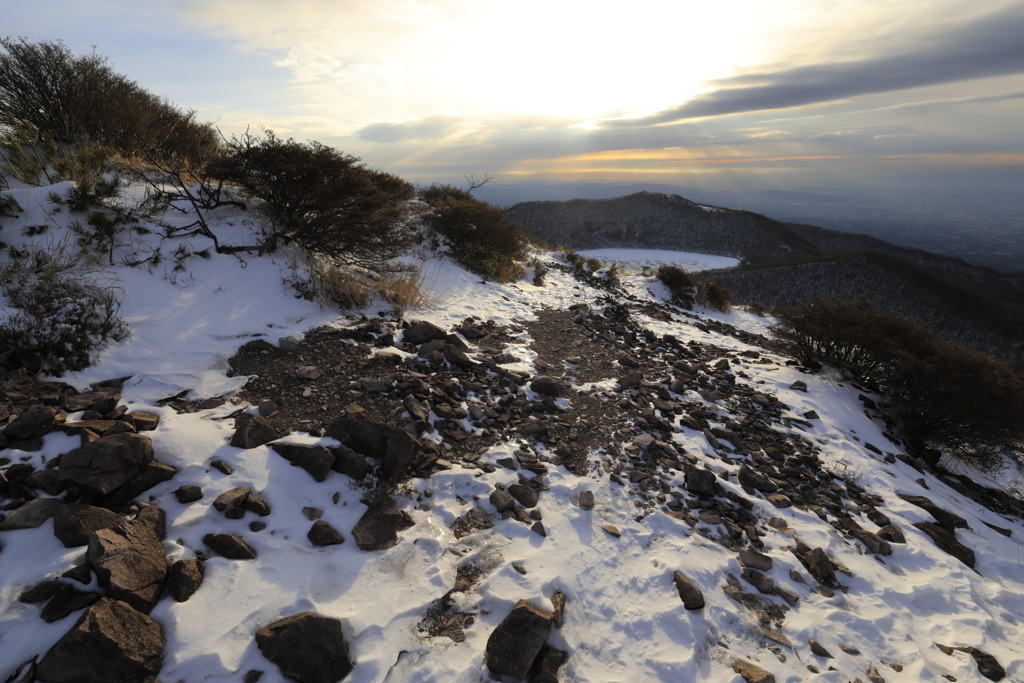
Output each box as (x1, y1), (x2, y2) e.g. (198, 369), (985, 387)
(1, 253), (1022, 683)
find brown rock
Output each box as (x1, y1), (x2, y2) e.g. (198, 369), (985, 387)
(808, 639), (833, 658)
(914, 521), (975, 568)
(53, 504), (123, 547)
(167, 559), (204, 602)
(732, 659), (776, 683)
(36, 598), (164, 683)
(270, 443), (335, 483)
(0, 497), (62, 530)
(508, 483), (540, 508)
(87, 524), (168, 614)
(203, 533), (258, 560)
(57, 433), (155, 495)
(4, 404), (58, 440)
(673, 571), (705, 610)
(256, 611), (354, 683)
(351, 493), (414, 551)
(231, 414), (278, 449)
(308, 520), (345, 547)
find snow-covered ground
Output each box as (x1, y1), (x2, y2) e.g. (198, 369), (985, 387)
(577, 248), (739, 273)
(1, 184), (1022, 682)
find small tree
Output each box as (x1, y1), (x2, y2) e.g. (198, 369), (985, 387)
(205, 130), (415, 270)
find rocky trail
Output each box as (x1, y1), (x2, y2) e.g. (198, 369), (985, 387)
(1, 259), (1023, 683)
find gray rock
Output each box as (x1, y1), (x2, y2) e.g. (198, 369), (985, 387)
(578, 490), (594, 510)
(738, 465), (778, 493)
(231, 414), (278, 449)
(87, 524), (168, 614)
(57, 433), (155, 495)
(352, 493), (414, 551)
(684, 467), (718, 496)
(485, 599), (554, 678)
(403, 397), (431, 421)
(898, 494), (968, 531)
(330, 445), (369, 481)
(53, 503), (123, 547)
(490, 489), (516, 513)
(808, 639), (833, 658)
(167, 559), (204, 602)
(308, 520), (345, 547)
(805, 547), (837, 586)
(256, 612), (354, 683)
(40, 586), (102, 623)
(93, 461), (176, 506)
(326, 418), (419, 483)
(528, 644), (568, 683)
(741, 568), (775, 594)
(0, 497), (62, 530)
(443, 343), (475, 369)
(4, 404), (59, 440)
(204, 533), (258, 560)
(673, 571), (705, 610)
(36, 598), (164, 683)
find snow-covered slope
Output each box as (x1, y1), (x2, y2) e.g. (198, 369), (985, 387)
(0, 184), (1022, 683)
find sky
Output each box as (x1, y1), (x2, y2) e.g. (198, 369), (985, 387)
(5, 0), (1024, 201)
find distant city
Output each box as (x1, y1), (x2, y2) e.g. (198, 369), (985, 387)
(475, 181), (1024, 273)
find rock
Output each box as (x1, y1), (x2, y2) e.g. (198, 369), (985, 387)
(0, 497), (62, 530)
(738, 549), (773, 571)
(508, 483), (540, 508)
(167, 559), (204, 602)
(805, 547), (837, 586)
(528, 644), (568, 683)
(40, 586), (102, 623)
(803, 410), (820, 420)
(673, 571), (705, 610)
(279, 336), (301, 351)
(617, 372), (642, 389)
(126, 412), (160, 432)
(64, 391), (119, 414)
(898, 494), (968, 531)
(404, 320), (447, 345)
(530, 521), (546, 537)
(485, 599), (554, 678)
(57, 433), (154, 495)
(88, 524), (168, 614)
(93, 461), (176, 506)
(738, 465), (778, 493)
(231, 414), (278, 449)
(214, 485), (253, 518)
(732, 659), (776, 683)
(550, 589), (567, 627)
(4, 404), (58, 440)
(839, 644), (860, 655)
(914, 521), (975, 568)
(443, 343), (476, 369)
(174, 485), (203, 503)
(742, 568), (775, 594)
(936, 644), (1005, 681)
(578, 490), (594, 510)
(330, 445), (370, 481)
(866, 665), (886, 683)
(308, 520), (345, 547)
(203, 533), (258, 560)
(326, 418), (419, 483)
(601, 525), (620, 537)
(244, 493), (271, 517)
(271, 443), (336, 482)
(36, 598), (164, 683)
(490, 489), (516, 513)
(352, 493), (414, 551)
(53, 503), (123, 547)
(63, 564), (93, 584)
(24, 468), (67, 496)
(789, 381), (808, 392)
(530, 376), (563, 398)
(684, 467), (718, 496)
(403, 397), (431, 421)
(256, 612), (354, 683)
(808, 639), (833, 658)
(877, 524), (906, 544)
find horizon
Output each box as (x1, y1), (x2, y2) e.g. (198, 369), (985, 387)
(5, 1), (1024, 270)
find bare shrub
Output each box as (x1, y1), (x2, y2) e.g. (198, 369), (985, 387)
(376, 266), (437, 312)
(770, 296), (1024, 470)
(698, 281), (732, 312)
(206, 129), (414, 269)
(0, 38), (218, 166)
(419, 183), (526, 282)
(657, 264), (697, 308)
(0, 244), (129, 375)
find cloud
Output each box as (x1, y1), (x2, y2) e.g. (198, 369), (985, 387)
(357, 116), (462, 143)
(609, 6), (1024, 127)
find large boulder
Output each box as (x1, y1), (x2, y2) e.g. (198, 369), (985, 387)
(36, 598), (164, 683)
(87, 524), (168, 614)
(57, 433), (155, 495)
(403, 320), (446, 345)
(271, 443), (335, 482)
(255, 612), (354, 683)
(485, 599), (554, 678)
(326, 418), (419, 483)
(4, 404), (59, 440)
(0, 497), (63, 531)
(230, 414), (278, 449)
(53, 503), (124, 547)
(351, 493), (414, 551)
(914, 521), (976, 568)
